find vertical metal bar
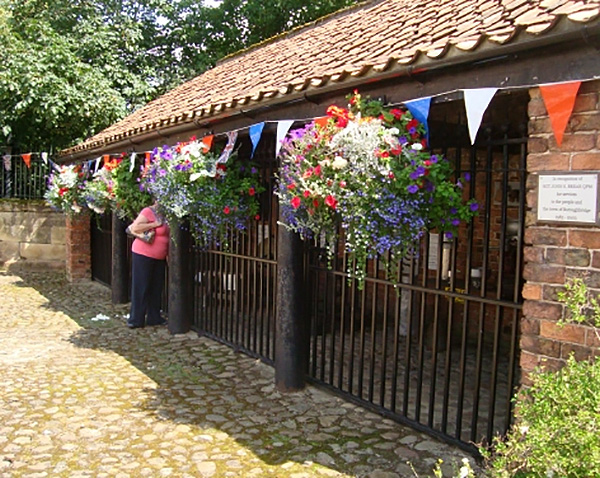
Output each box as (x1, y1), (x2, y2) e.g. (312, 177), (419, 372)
(379, 272), (390, 407)
(320, 267), (330, 382)
(328, 249), (338, 385)
(504, 139), (527, 433)
(367, 260), (379, 403)
(357, 274), (368, 400)
(470, 139), (494, 443)
(336, 253), (349, 389)
(486, 135), (511, 442)
(347, 259), (358, 394)
(390, 262), (402, 413)
(427, 235), (444, 428)
(414, 234), (429, 422)
(402, 256), (416, 417)
(456, 145), (476, 440)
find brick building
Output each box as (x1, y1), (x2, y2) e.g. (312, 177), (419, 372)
(59, 0), (600, 451)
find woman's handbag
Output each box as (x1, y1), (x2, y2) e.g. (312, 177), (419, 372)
(125, 225), (155, 244)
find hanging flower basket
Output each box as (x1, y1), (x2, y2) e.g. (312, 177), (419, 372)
(45, 164), (90, 216)
(276, 91), (478, 286)
(143, 138), (263, 247)
(108, 154), (152, 221)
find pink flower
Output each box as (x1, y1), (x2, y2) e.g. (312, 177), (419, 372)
(291, 197), (301, 209)
(325, 195), (337, 209)
(223, 206), (231, 215)
(248, 187), (255, 196)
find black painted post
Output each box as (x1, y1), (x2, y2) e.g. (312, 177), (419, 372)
(168, 221), (193, 334)
(275, 223), (308, 392)
(111, 212), (129, 304)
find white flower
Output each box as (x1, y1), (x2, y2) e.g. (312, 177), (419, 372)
(411, 143), (423, 151)
(181, 141), (202, 158)
(331, 156), (348, 170)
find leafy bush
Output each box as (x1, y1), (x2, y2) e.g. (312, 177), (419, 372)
(484, 278), (600, 477)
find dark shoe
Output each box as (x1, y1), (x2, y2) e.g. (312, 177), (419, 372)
(127, 323), (144, 329)
(148, 319), (167, 327)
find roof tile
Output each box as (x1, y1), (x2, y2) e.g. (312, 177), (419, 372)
(63, 0), (600, 156)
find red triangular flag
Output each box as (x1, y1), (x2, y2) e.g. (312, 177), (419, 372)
(21, 153), (31, 168)
(314, 116), (329, 128)
(102, 154), (110, 164)
(540, 81), (581, 147)
(201, 135), (214, 153)
(144, 152), (151, 167)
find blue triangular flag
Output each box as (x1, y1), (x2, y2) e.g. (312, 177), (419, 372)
(249, 122), (265, 158)
(405, 97), (432, 142)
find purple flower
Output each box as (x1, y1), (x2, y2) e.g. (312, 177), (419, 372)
(450, 207), (457, 215)
(464, 172), (471, 181)
(430, 155), (439, 163)
(407, 184), (419, 194)
(452, 218), (460, 226)
(409, 166), (426, 180)
(398, 136), (408, 145)
(445, 231), (454, 239)
(470, 202), (479, 212)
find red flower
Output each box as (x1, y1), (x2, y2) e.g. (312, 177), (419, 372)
(190, 135), (197, 142)
(388, 171), (395, 179)
(313, 199), (319, 208)
(223, 206), (231, 215)
(217, 164), (227, 172)
(325, 195), (337, 209)
(291, 197), (301, 209)
(339, 180), (346, 188)
(248, 187), (255, 196)
(390, 108), (404, 120)
(391, 145), (402, 155)
(286, 182), (296, 190)
(255, 214), (260, 221)
(314, 164), (322, 177)
(303, 190), (311, 198)
(58, 187), (68, 197)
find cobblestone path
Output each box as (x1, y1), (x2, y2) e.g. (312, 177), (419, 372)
(0, 270), (478, 478)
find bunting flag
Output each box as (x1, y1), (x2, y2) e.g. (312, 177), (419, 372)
(314, 116), (329, 128)
(130, 152), (137, 172)
(463, 88), (498, 145)
(276, 120), (295, 156)
(201, 135), (214, 153)
(3, 154), (11, 171)
(540, 81), (581, 146)
(404, 97), (432, 142)
(249, 122), (265, 158)
(20, 153), (31, 169)
(217, 131), (238, 164)
(41, 152), (48, 165)
(102, 154), (110, 164)
(144, 152), (152, 167)
(94, 157), (102, 172)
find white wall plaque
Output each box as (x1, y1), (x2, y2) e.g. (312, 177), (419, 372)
(537, 173), (599, 224)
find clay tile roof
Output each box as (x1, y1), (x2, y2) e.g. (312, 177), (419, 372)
(62, 0), (600, 157)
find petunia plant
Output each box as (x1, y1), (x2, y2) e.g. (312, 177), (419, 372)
(45, 164), (90, 217)
(110, 154), (153, 221)
(276, 91), (478, 286)
(142, 138), (263, 247)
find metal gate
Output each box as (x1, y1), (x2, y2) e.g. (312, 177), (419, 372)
(306, 91), (526, 451)
(193, 134), (279, 363)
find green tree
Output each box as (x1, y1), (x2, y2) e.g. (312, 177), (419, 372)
(165, 0), (360, 85)
(0, 0), (168, 152)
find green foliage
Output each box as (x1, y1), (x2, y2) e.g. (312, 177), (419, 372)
(484, 356), (600, 477)
(484, 278), (600, 477)
(110, 155), (152, 221)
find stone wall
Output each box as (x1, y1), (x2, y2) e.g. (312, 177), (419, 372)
(521, 80), (600, 382)
(0, 200), (66, 270)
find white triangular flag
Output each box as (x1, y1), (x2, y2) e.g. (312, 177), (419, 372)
(41, 152), (48, 164)
(463, 88), (498, 144)
(2, 154), (11, 171)
(130, 152), (137, 172)
(276, 120), (295, 156)
(94, 156), (101, 172)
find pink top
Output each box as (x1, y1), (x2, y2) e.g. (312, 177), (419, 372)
(131, 207), (170, 260)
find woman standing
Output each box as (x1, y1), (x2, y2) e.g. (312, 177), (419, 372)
(127, 203), (169, 328)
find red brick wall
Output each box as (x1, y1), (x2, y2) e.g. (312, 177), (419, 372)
(65, 214), (91, 282)
(522, 80), (600, 381)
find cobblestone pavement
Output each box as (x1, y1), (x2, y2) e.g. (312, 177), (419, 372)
(0, 270), (480, 478)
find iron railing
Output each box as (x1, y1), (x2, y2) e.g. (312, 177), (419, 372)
(0, 157), (51, 200)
